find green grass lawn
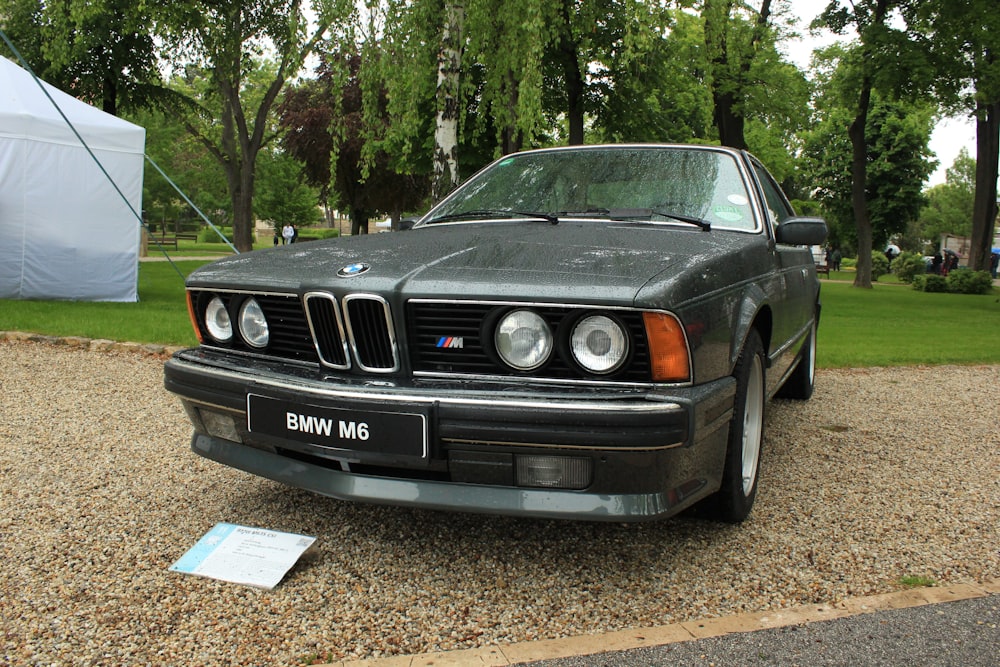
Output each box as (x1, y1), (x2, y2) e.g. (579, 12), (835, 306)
(2, 260), (998, 367)
(817, 280), (1000, 367)
(1, 260), (207, 347)
(146, 237), (238, 257)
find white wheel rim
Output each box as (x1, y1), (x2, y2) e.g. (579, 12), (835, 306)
(741, 355), (764, 496)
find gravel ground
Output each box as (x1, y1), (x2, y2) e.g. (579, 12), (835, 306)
(1, 337), (998, 666)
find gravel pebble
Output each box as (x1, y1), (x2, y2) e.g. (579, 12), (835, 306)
(1, 339), (997, 666)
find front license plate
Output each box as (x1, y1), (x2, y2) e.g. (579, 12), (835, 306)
(247, 394), (428, 459)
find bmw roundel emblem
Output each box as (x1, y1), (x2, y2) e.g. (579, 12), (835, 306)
(338, 262), (370, 278)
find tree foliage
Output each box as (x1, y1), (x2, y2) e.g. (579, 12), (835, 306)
(6, 0), (993, 270)
(903, 0), (1000, 271)
(702, 0), (778, 150)
(254, 149), (323, 230)
(811, 0), (938, 287)
(594, 8), (713, 144)
(915, 149), (976, 242)
(1, 0), (164, 116)
(127, 106), (229, 234)
(279, 49), (429, 235)
(803, 82), (936, 253)
(153, 0), (354, 251)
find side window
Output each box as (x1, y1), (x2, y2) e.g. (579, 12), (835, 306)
(751, 162), (793, 226)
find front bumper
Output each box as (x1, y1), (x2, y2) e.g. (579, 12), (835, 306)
(164, 349), (736, 521)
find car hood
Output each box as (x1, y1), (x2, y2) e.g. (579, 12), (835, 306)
(189, 221), (757, 306)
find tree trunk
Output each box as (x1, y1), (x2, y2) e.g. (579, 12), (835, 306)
(704, 0), (747, 150)
(350, 207), (370, 236)
(432, 2), (464, 203)
(713, 90), (747, 150)
(703, 0), (770, 150)
(563, 52), (585, 145)
(558, 0), (585, 145)
(969, 98), (999, 271)
(848, 0), (889, 289)
(501, 69), (523, 155)
(226, 154), (256, 251)
(849, 83), (874, 288)
(102, 74), (117, 116)
(217, 98), (256, 252)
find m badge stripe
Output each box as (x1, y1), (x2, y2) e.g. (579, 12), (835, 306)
(436, 336), (464, 349)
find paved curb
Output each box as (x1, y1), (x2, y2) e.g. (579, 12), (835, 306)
(320, 580), (1000, 667)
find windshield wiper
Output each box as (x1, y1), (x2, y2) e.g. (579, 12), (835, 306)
(423, 209), (559, 225)
(612, 208), (711, 231)
(554, 207), (711, 230)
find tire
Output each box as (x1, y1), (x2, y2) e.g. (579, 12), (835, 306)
(777, 317), (816, 400)
(708, 329), (766, 524)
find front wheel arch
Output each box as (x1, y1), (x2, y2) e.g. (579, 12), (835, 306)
(705, 328), (766, 523)
(730, 295), (771, 377)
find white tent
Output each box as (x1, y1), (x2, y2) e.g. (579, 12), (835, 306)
(0, 56), (145, 302)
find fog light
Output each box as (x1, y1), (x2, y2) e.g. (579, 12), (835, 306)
(516, 455), (591, 489)
(198, 408), (242, 443)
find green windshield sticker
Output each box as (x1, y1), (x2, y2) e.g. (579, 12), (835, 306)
(498, 158), (515, 166)
(713, 206), (742, 222)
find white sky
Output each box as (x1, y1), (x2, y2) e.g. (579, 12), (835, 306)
(779, 0), (976, 187)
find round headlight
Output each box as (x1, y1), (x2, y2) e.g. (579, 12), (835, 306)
(204, 296), (232, 343)
(495, 309), (552, 371)
(238, 298), (269, 348)
(571, 314), (628, 373)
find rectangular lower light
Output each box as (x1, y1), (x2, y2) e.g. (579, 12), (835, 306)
(516, 455), (591, 490)
(198, 408), (242, 443)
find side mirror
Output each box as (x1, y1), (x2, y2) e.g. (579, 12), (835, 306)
(398, 216), (418, 231)
(775, 216), (828, 246)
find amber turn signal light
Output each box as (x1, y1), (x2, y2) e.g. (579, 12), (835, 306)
(642, 311), (691, 382)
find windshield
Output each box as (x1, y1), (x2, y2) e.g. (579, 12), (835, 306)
(425, 147), (758, 231)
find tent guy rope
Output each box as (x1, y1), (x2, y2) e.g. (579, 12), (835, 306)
(0, 28), (238, 284)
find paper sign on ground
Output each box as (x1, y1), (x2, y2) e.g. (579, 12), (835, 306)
(170, 523), (316, 589)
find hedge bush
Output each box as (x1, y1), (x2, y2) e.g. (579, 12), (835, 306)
(296, 228), (340, 241)
(945, 269), (994, 295)
(912, 274), (948, 292)
(871, 252), (889, 281)
(893, 251), (926, 284)
(913, 269), (993, 294)
(197, 227), (234, 244)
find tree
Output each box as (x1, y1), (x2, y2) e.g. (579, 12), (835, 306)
(543, 0), (612, 146)
(156, 0), (353, 252)
(254, 148), (323, 231)
(803, 89), (936, 255)
(463, 0), (553, 154)
(594, 8), (713, 144)
(702, 0), (775, 149)
(276, 61), (339, 226)
(904, 0), (1000, 271)
(376, 0), (712, 167)
(814, 0), (934, 287)
(432, 1), (463, 200)
(1, 0), (164, 116)
(279, 49), (429, 236)
(864, 100), (937, 243)
(916, 149), (976, 242)
(127, 106), (229, 234)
